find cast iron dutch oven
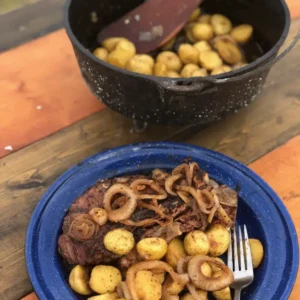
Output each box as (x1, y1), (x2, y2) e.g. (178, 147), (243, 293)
(64, 0), (290, 125)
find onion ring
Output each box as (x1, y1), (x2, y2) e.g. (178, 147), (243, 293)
(131, 179), (167, 200)
(103, 183), (138, 222)
(201, 189), (215, 210)
(207, 190), (220, 223)
(172, 164), (192, 186)
(126, 261), (189, 300)
(187, 255), (234, 292)
(165, 174), (183, 196)
(152, 168), (169, 181)
(177, 191), (192, 206)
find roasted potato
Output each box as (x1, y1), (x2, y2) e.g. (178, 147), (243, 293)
(164, 275), (185, 295)
(93, 47), (108, 61)
(214, 40), (243, 65)
(166, 238), (187, 268)
(211, 14), (232, 36)
(199, 51), (223, 71)
(231, 24), (254, 44)
(211, 65), (232, 76)
(155, 272), (166, 284)
(154, 62), (168, 77)
(211, 271), (232, 300)
(178, 44), (199, 64)
(88, 293), (118, 300)
(104, 228), (135, 255)
(162, 37), (176, 51)
(201, 262), (212, 277)
(186, 29), (198, 43)
(189, 8), (201, 22)
(135, 270), (162, 300)
(184, 230), (210, 255)
(197, 14), (212, 24)
(102, 37), (126, 51)
(89, 265), (122, 294)
(192, 23), (214, 41)
(89, 207), (108, 226)
(166, 71), (181, 78)
(137, 237), (168, 260)
(69, 265), (92, 296)
(156, 51), (182, 72)
(181, 290), (208, 300)
(126, 55), (154, 75)
(191, 69), (208, 77)
(210, 257), (225, 274)
(193, 41), (212, 53)
(107, 39), (136, 68)
(206, 224), (230, 257)
(181, 64), (200, 78)
(249, 239), (264, 268)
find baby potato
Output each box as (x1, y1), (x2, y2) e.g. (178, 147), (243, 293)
(166, 238), (187, 268)
(211, 14), (233, 36)
(137, 237), (168, 260)
(156, 51), (182, 72)
(192, 23), (214, 41)
(69, 265), (92, 296)
(135, 270), (162, 300)
(162, 37), (176, 51)
(186, 29), (198, 43)
(155, 272), (166, 284)
(212, 271), (232, 300)
(165, 275), (185, 295)
(211, 65), (232, 76)
(89, 207), (108, 226)
(184, 230), (210, 256)
(206, 224), (230, 257)
(181, 64), (200, 78)
(249, 239), (264, 268)
(93, 47), (108, 61)
(197, 14), (212, 24)
(126, 55), (154, 75)
(89, 265), (121, 294)
(210, 257), (225, 274)
(104, 228), (135, 255)
(214, 40), (243, 65)
(191, 69), (208, 77)
(189, 8), (201, 22)
(154, 62), (168, 77)
(201, 262), (212, 277)
(166, 71), (181, 78)
(181, 290), (208, 300)
(231, 24), (254, 44)
(199, 51), (223, 71)
(178, 44), (199, 64)
(102, 37), (126, 51)
(193, 41), (212, 53)
(107, 40), (136, 68)
(88, 293), (118, 300)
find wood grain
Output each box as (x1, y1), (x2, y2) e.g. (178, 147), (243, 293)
(0, 29), (104, 158)
(20, 136), (300, 300)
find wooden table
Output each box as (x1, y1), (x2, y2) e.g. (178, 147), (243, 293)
(0, 1), (299, 299)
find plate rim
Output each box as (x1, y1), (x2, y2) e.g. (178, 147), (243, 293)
(25, 142), (299, 300)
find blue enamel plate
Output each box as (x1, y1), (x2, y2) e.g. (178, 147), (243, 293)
(26, 143), (299, 300)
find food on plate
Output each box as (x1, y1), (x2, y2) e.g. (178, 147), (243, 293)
(181, 63), (200, 78)
(69, 265), (92, 295)
(136, 237), (168, 260)
(211, 14), (233, 36)
(206, 224), (230, 257)
(178, 44), (199, 64)
(93, 47), (108, 61)
(192, 23), (214, 41)
(104, 228), (135, 255)
(249, 238), (264, 268)
(58, 162), (263, 299)
(156, 51), (182, 72)
(89, 265), (122, 294)
(231, 24), (254, 44)
(199, 51), (223, 70)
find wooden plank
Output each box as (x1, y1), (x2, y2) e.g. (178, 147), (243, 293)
(0, 29), (105, 159)
(21, 136), (300, 300)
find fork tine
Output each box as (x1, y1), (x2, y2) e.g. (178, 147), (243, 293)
(233, 227), (239, 271)
(227, 230), (233, 270)
(239, 226), (246, 271)
(244, 225), (253, 271)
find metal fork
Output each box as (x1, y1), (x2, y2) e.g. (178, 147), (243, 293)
(227, 225), (254, 300)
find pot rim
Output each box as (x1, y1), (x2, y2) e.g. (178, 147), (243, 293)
(64, 0), (291, 85)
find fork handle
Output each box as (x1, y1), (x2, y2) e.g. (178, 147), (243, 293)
(234, 289), (242, 300)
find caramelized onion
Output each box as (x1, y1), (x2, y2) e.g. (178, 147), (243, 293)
(187, 283), (205, 300)
(103, 183), (138, 222)
(207, 191), (220, 223)
(177, 191), (192, 206)
(68, 214), (99, 241)
(152, 168), (169, 181)
(126, 261), (189, 300)
(217, 205), (233, 227)
(165, 174), (183, 196)
(201, 189), (215, 210)
(131, 179), (167, 200)
(172, 164), (192, 186)
(187, 255), (234, 291)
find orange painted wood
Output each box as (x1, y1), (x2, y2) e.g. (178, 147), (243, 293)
(288, 0), (300, 19)
(21, 135), (300, 299)
(0, 29), (105, 158)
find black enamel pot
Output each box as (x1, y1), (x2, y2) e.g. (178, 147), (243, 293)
(64, 0), (291, 125)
